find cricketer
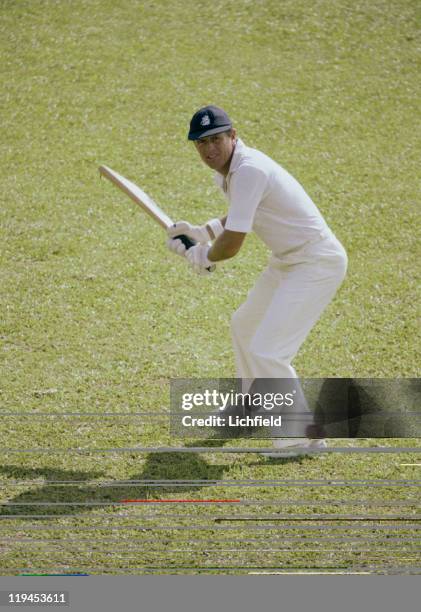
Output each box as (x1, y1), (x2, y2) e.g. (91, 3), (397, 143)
(167, 106), (348, 454)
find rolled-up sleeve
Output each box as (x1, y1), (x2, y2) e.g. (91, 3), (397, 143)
(225, 164), (268, 232)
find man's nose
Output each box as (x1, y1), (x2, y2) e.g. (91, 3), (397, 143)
(206, 141), (216, 154)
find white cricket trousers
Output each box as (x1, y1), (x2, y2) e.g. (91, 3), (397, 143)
(231, 232), (348, 380)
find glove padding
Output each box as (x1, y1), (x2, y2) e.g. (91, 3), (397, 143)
(166, 237), (187, 257)
(186, 244), (215, 275)
(167, 219), (223, 244)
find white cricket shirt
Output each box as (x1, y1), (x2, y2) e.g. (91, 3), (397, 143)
(214, 139), (331, 258)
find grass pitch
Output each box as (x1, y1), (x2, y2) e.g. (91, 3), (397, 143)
(1, 0), (420, 574)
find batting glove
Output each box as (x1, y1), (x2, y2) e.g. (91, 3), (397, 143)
(166, 237), (187, 257)
(167, 219), (224, 244)
(185, 244), (215, 275)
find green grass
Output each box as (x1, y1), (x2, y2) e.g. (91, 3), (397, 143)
(1, 0), (420, 574)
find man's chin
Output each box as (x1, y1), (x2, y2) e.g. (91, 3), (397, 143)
(206, 159), (222, 171)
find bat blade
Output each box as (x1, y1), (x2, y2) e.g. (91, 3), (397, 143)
(99, 164), (216, 272)
(99, 165), (173, 230)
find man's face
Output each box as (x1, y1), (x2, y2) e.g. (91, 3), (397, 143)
(194, 129), (237, 175)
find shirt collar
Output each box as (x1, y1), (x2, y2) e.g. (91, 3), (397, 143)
(228, 137), (246, 174)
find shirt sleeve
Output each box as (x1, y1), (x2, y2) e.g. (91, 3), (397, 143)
(225, 164), (268, 232)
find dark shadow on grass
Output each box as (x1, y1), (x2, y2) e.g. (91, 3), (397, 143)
(0, 465), (105, 481)
(0, 446), (233, 518)
(1, 435), (306, 518)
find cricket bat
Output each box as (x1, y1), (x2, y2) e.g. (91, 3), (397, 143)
(99, 165), (215, 271)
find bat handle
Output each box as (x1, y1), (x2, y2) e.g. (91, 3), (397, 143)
(174, 234), (196, 250)
(174, 234), (216, 273)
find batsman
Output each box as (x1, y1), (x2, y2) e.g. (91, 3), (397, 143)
(167, 106), (348, 453)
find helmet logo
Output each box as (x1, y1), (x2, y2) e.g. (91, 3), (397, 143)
(200, 114), (211, 127)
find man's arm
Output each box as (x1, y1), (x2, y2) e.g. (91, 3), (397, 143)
(207, 228), (247, 262)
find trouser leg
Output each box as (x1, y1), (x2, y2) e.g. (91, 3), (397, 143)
(231, 257), (346, 378)
(248, 254), (347, 377)
(231, 243), (347, 441)
(231, 266), (283, 380)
